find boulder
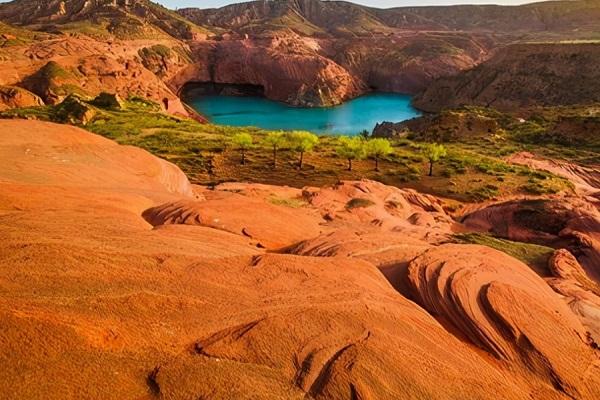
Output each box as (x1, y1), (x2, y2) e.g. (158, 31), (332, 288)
(0, 85), (44, 111)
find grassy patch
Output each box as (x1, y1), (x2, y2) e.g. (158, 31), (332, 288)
(0, 97), (577, 203)
(346, 198), (376, 210)
(268, 196), (308, 208)
(454, 233), (554, 275)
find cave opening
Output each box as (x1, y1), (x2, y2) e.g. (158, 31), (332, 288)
(180, 82), (265, 101)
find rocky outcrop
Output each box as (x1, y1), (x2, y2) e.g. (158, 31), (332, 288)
(171, 35), (365, 107)
(0, 85), (43, 110)
(408, 244), (600, 399)
(0, 36), (190, 116)
(327, 33), (494, 95)
(54, 94), (97, 124)
(414, 43), (600, 112)
(373, 108), (500, 139)
(462, 197), (600, 284)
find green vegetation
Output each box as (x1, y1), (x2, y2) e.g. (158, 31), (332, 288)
(454, 233), (554, 275)
(287, 131), (319, 170)
(263, 131), (286, 169)
(0, 96), (577, 202)
(365, 138), (393, 171)
(336, 136), (365, 171)
(422, 143), (447, 176)
(346, 198), (376, 210)
(231, 133), (253, 165)
(268, 196), (308, 208)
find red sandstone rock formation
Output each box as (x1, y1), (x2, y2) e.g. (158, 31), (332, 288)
(171, 35), (366, 107)
(0, 85), (44, 110)
(2, 119), (599, 398)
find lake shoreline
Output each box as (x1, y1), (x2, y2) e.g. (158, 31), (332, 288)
(183, 92), (421, 135)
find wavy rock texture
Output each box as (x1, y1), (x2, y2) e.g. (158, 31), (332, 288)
(1, 120), (600, 399)
(547, 249), (600, 343)
(462, 197), (600, 284)
(142, 188), (325, 250)
(407, 244), (600, 399)
(409, 245), (599, 398)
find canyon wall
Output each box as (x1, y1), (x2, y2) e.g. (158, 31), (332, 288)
(414, 43), (600, 112)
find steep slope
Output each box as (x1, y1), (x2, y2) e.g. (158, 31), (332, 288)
(182, 0), (600, 39)
(179, 0), (391, 37)
(0, 35), (192, 113)
(0, 0), (210, 39)
(377, 0), (600, 37)
(414, 43), (600, 112)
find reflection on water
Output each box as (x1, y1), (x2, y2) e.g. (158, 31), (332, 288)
(184, 93), (420, 135)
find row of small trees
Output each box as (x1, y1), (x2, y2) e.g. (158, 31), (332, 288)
(231, 131), (447, 176)
(232, 131), (318, 169)
(335, 137), (447, 175)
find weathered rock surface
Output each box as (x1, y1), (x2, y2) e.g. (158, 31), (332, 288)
(172, 35), (366, 107)
(2, 119), (599, 399)
(0, 85), (43, 110)
(0, 36), (191, 115)
(547, 249), (600, 344)
(508, 151), (600, 196)
(408, 244), (600, 399)
(463, 197), (600, 284)
(415, 43), (600, 112)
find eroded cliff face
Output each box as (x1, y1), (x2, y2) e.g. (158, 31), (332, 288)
(0, 36), (192, 115)
(170, 34), (365, 107)
(0, 0), (503, 110)
(167, 30), (495, 107)
(414, 43), (600, 112)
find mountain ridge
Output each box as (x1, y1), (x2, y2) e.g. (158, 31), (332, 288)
(179, 0), (600, 39)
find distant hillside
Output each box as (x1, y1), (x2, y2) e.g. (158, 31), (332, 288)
(414, 43), (600, 112)
(180, 0), (600, 39)
(178, 0), (390, 37)
(0, 0), (210, 39)
(376, 0), (600, 36)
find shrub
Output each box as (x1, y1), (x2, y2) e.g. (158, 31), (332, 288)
(346, 198), (375, 210)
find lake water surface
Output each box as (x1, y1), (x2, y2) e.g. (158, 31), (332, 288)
(185, 93), (420, 134)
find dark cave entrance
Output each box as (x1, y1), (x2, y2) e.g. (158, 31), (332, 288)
(180, 82), (265, 101)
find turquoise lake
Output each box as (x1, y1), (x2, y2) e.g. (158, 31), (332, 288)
(185, 93), (420, 134)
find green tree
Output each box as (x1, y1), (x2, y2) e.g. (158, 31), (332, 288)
(231, 133), (253, 165)
(263, 131), (286, 169)
(365, 138), (392, 172)
(422, 143), (447, 176)
(287, 131), (319, 169)
(336, 136), (365, 171)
